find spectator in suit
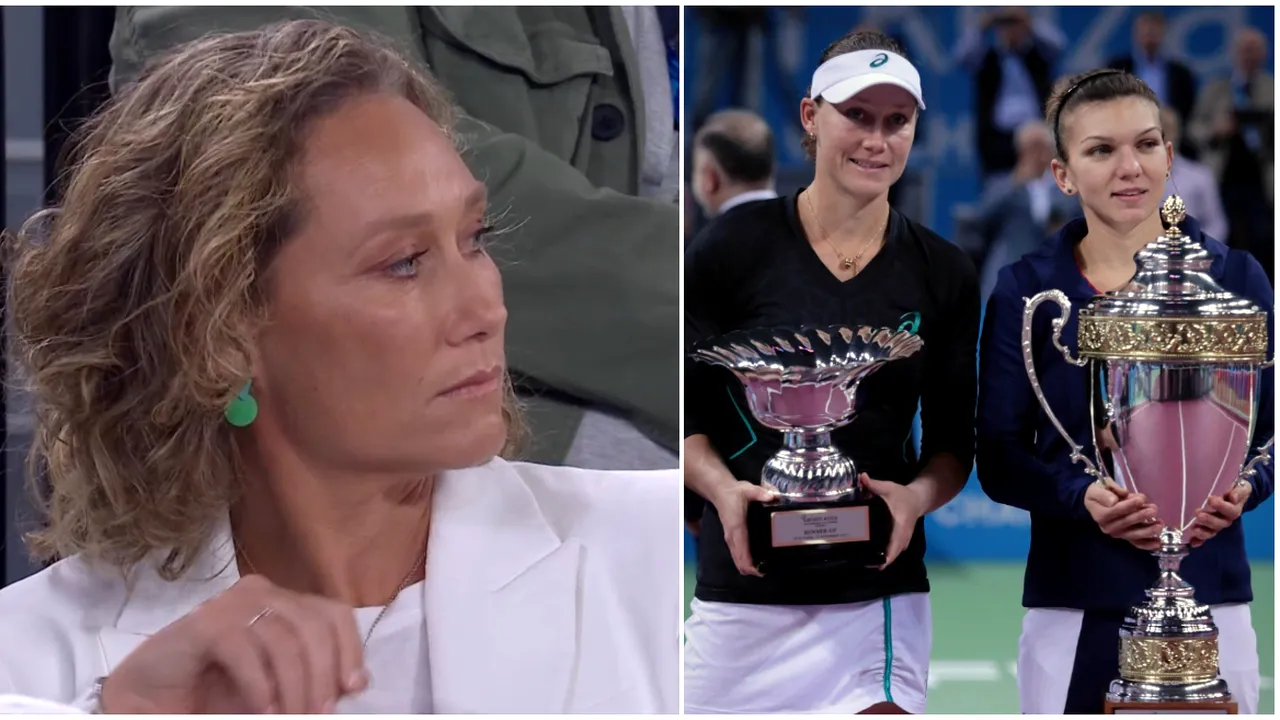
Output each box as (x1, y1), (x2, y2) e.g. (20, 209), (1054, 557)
(689, 109), (778, 220)
(686, 110), (777, 533)
(956, 7), (1065, 182)
(1162, 106), (1228, 240)
(1107, 11), (1199, 160)
(1190, 27), (1274, 279)
(976, 120), (1081, 300)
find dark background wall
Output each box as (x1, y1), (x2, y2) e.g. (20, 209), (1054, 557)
(4, 6), (116, 587)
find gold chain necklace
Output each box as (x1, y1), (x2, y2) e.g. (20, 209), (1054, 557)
(236, 540), (428, 648)
(804, 190), (888, 274)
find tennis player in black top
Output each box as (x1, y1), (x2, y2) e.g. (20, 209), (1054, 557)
(683, 31), (980, 714)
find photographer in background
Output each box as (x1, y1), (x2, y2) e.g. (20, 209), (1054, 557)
(1190, 26), (1274, 281)
(955, 7), (1065, 183)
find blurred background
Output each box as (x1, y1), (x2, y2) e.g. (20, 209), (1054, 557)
(1, 7), (115, 587)
(4, 7), (160, 588)
(684, 5), (1274, 713)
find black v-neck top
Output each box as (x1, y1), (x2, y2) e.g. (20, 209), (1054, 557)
(685, 190), (981, 605)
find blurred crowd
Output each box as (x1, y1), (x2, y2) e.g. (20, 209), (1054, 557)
(685, 8), (1274, 299)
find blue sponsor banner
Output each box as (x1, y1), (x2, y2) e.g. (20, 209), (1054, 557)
(922, 480), (1032, 562)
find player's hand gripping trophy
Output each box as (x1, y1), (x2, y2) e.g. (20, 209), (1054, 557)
(691, 325), (923, 573)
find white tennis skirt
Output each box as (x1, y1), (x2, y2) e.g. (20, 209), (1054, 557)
(1018, 603), (1259, 714)
(683, 593), (932, 714)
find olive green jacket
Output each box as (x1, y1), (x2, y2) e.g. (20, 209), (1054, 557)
(109, 6), (679, 464)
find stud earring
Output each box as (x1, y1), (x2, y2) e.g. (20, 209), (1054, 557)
(224, 380), (258, 427)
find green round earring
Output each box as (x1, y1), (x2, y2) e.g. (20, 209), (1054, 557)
(224, 380), (258, 427)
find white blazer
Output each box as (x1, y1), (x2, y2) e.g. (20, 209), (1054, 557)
(0, 458), (681, 713)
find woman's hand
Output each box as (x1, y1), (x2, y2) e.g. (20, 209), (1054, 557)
(100, 574), (368, 714)
(1084, 480), (1162, 551)
(859, 474), (927, 570)
(1185, 481), (1251, 548)
(709, 480), (777, 577)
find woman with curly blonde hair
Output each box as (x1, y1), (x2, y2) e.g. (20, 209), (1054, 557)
(0, 19), (677, 715)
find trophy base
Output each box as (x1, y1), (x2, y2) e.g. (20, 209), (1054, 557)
(1103, 700), (1237, 715)
(1105, 677), (1235, 714)
(746, 494), (892, 574)
(1101, 534), (1236, 714)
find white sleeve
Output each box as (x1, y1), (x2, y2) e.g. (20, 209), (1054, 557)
(0, 694), (88, 714)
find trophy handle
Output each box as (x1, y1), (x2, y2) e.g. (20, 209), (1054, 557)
(1022, 290), (1105, 483)
(1238, 354), (1277, 484)
(1235, 436), (1274, 486)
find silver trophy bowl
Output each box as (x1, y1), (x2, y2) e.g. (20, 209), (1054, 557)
(1020, 196), (1273, 708)
(691, 325), (924, 502)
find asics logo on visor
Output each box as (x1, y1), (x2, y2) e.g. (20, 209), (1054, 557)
(870, 53), (888, 68)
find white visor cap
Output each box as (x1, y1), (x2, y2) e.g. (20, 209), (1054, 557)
(811, 49), (926, 110)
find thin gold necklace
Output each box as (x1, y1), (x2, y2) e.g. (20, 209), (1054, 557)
(804, 190), (888, 274)
(236, 539), (428, 648)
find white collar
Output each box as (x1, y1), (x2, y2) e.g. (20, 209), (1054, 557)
(718, 188), (778, 215)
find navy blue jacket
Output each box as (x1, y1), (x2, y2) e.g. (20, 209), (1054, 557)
(977, 215), (1274, 610)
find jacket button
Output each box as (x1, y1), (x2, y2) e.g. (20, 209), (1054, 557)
(591, 104), (625, 141)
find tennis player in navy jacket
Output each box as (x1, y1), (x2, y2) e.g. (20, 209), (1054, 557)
(977, 69), (1273, 714)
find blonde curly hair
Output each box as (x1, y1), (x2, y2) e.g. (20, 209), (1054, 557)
(7, 19), (523, 581)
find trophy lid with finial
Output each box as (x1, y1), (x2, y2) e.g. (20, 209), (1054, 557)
(1076, 195), (1268, 362)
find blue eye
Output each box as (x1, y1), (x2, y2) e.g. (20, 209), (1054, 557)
(386, 225), (494, 278)
(388, 251), (427, 278)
